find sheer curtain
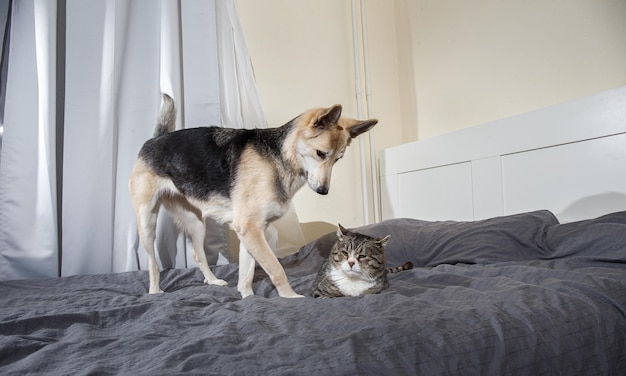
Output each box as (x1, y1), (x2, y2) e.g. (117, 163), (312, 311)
(0, 0), (305, 281)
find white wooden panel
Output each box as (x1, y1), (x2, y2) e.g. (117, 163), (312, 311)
(397, 163), (474, 221)
(471, 157), (504, 220)
(381, 86), (626, 176)
(380, 174), (399, 220)
(502, 133), (626, 222)
(379, 86), (626, 222)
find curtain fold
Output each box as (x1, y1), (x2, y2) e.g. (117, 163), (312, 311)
(61, 0), (161, 276)
(0, 0), (12, 126)
(0, 0), (305, 282)
(0, 0), (59, 280)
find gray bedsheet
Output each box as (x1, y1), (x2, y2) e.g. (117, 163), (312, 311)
(1, 210), (626, 375)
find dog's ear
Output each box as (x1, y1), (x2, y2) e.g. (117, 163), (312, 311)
(348, 119), (378, 138)
(314, 105), (342, 129)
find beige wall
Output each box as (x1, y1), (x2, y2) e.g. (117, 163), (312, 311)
(406, 0), (626, 139)
(237, 0), (626, 227)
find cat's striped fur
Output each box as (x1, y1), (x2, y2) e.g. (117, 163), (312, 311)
(311, 224), (413, 298)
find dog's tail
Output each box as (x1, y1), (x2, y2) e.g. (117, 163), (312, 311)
(154, 93), (176, 138)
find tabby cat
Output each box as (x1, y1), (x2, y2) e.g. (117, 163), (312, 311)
(311, 224), (413, 298)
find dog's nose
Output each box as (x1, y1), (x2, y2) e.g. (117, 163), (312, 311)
(316, 186), (329, 195)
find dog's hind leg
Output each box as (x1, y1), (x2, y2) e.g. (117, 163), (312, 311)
(163, 200), (228, 287)
(134, 204), (163, 294)
(237, 244), (256, 298)
(234, 221), (303, 298)
(129, 166), (163, 294)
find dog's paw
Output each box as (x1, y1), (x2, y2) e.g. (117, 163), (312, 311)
(238, 287), (254, 299)
(280, 292), (305, 298)
(205, 278), (228, 286)
(276, 285), (305, 298)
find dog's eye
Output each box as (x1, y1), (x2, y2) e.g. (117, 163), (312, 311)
(316, 150), (327, 160)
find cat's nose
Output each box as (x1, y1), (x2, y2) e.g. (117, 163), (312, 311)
(348, 261), (355, 268)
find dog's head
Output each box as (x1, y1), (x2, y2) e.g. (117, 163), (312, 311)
(293, 104), (378, 195)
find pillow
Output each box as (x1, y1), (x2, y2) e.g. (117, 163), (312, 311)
(541, 211), (626, 262)
(286, 210), (559, 269)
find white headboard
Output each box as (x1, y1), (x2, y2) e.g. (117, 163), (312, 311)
(380, 86), (626, 223)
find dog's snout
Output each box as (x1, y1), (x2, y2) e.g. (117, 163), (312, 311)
(316, 186), (329, 195)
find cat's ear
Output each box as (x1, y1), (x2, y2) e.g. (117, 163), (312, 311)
(377, 234), (391, 247)
(337, 224), (349, 239)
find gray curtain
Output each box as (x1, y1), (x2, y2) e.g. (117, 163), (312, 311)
(0, 0), (305, 281)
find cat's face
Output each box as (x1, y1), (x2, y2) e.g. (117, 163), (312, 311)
(331, 224), (390, 280)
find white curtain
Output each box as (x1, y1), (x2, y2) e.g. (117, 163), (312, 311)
(0, 0), (305, 281)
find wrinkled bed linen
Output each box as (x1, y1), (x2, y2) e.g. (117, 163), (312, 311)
(1, 210), (625, 375)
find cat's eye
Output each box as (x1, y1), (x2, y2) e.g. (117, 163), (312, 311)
(357, 255), (366, 259)
(341, 251), (349, 257)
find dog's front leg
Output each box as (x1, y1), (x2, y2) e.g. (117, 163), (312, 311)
(237, 244), (256, 298)
(180, 217), (228, 288)
(162, 200), (228, 288)
(234, 222), (303, 298)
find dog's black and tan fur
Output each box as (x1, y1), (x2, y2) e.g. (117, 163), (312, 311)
(129, 94), (378, 298)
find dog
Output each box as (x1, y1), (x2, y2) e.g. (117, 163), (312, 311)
(129, 94), (378, 298)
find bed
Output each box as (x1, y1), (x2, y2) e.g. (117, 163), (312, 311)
(380, 85), (626, 223)
(2, 87), (626, 375)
